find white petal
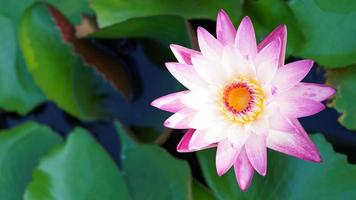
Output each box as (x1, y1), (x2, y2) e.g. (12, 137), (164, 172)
(255, 38), (281, 84)
(170, 44), (201, 65)
(165, 62), (207, 91)
(164, 108), (196, 129)
(151, 91), (189, 112)
(227, 125), (250, 149)
(197, 27), (223, 61)
(180, 90), (216, 110)
(189, 107), (223, 129)
(222, 45), (254, 78)
(191, 54), (226, 85)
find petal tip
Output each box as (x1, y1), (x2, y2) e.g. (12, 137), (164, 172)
(169, 44), (177, 51)
(242, 16), (252, 22)
(150, 99), (159, 108)
(237, 176), (253, 192)
(328, 86), (337, 98)
(218, 9), (228, 16)
(163, 120), (171, 128)
(305, 59), (315, 68)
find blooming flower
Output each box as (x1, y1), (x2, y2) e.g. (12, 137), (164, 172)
(151, 10), (335, 191)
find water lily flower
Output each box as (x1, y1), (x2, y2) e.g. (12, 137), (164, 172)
(151, 10), (335, 191)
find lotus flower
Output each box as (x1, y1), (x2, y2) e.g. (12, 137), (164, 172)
(151, 10), (335, 191)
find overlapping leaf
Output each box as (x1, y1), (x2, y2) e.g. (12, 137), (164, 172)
(288, 0), (356, 68)
(115, 121), (192, 200)
(92, 15), (191, 48)
(89, 0), (242, 50)
(326, 66), (356, 130)
(0, 15), (45, 114)
(91, 0), (241, 27)
(0, 122), (62, 200)
(197, 134), (356, 199)
(19, 3), (118, 121)
(24, 127), (131, 200)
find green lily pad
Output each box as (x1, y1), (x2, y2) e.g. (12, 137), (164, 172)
(326, 66), (356, 130)
(0, 15), (45, 114)
(91, 0), (241, 28)
(288, 0), (356, 68)
(24, 127), (131, 200)
(197, 134), (356, 199)
(19, 3), (116, 121)
(0, 0), (92, 115)
(192, 179), (218, 200)
(0, 0), (91, 24)
(0, 122), (62, 200)
(115, 121), (192, 200)
(92, 15), (191, 48)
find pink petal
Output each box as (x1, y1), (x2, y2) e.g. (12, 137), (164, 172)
(267, 119), (321, 162)
(177, 129), (216, 152)
(165, 62), (206, 91)
(170, 44), (200, 65)
(269, 110), (298, 133)
(164, 108), (196, 129)
(177, 129), (195, 152)
(272, 60), (314, 92)
(258, 25), (287, 67)
(234, 148), (254, 191)
(285, 82), (336, 102)
(234, 16), (257, 60)
(151, 91), (189, 112)
(216, 9), (236, 46)
(189, 126), (225, 149)
(245, 134), (267, 176)
(277, 96), (325, 118)
(197, 27), (223, 60)
(216, 139), (239, 176)
(255, 38), (281, 84)
(188, 129), (219, 150)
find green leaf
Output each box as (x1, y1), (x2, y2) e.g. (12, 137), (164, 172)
(90, 0), (242, 50)
(0, 0), (92, 115)
(0, 122), (62, 200)
(0, 15), (45, 114)
(91, 0), (241, 28)
(19, 3), (115, 121)
(192, 179), (218, 200)
(115, 121), (192, 200)
(0, 0), (90, 24)
(197, 134), (356, 199)
(326, 66), (356, 130)
(288, 0), (356, 68)
(196, 149), (241, 200)
(92, 15), (191, 47)
(24, 127), (131, 200)
(242, 0), (305, 56)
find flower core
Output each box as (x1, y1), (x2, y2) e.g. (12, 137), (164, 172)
(220, 78), (264, 124)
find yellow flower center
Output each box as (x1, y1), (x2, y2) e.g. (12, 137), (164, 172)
(226, 87), (251, 112)
(220, 78), (264, 125)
